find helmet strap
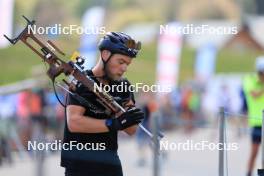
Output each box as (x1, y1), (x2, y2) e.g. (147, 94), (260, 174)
(101, 53), (114, 82)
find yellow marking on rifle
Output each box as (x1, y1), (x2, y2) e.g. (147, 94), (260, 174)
(70, 51), (80, 61)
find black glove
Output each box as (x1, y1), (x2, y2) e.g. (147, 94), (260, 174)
(105, 107), (144, 131)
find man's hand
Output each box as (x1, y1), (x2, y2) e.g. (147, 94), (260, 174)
(105, 108), (144, 131)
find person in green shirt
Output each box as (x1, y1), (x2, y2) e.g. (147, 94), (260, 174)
(244, 56), (264, 176)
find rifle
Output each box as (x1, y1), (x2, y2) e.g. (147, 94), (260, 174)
(4, 16), (164, 141)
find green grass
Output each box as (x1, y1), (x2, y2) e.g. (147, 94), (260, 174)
(0, 40), (261, 86)
(0, 44), (40, 85)
(0, 37), (79, 85)
(216, 48), (260, 73)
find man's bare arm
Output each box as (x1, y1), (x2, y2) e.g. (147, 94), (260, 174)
(67, 100), (143, 135)
(66, 105), (109, 133)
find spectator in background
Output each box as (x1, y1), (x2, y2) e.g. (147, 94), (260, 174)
(180, 85), (197, 133)
(44, 88), (65, 140)
(0, 94), (17, 165)
(244, 56), (264, 176)
(136, 92), (157, 166)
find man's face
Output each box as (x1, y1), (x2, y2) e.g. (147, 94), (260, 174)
(105, 53), (132, 81)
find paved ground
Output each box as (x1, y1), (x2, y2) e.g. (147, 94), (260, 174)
(0, 127), (261, 176)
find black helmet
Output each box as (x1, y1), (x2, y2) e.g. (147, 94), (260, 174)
(98, 32), (141, 58)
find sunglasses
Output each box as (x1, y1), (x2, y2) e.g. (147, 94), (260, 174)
(125, 39), (141, 50)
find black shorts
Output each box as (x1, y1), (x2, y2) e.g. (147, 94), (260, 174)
(251, 127), (262, 144)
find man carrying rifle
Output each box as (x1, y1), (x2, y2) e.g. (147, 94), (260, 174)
(61, 32), (144, 176)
